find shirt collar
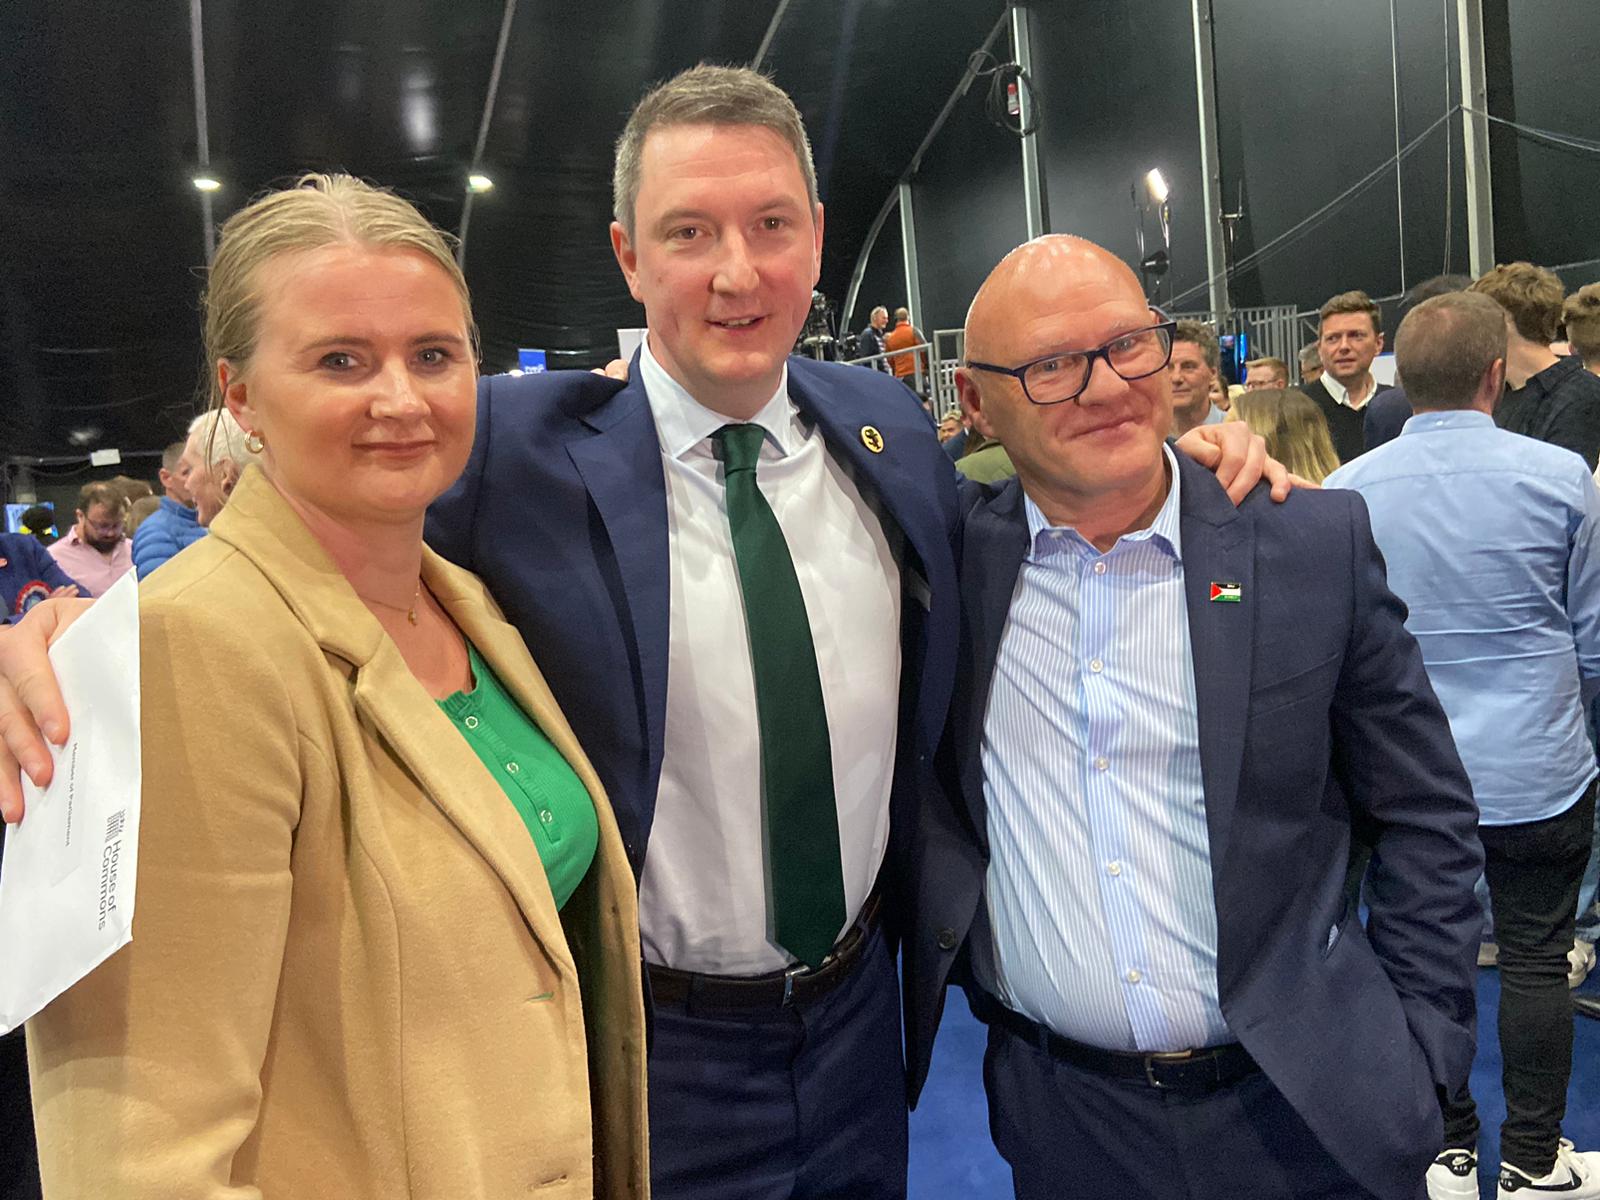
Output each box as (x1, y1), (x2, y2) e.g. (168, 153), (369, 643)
(1023, 443), (1183, 562)
(1525, 354), (1581, 396)
(639, 334), (794, 461)
(1399, 409), (1495, 436)
(1321, 371), (1376, 410)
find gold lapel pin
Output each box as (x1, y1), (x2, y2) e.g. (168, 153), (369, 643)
(860, 425), (885, 453)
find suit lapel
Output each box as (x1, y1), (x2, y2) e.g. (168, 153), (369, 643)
(1175, 454), (1255, 873)
(563, 367), (672, 832)
(958, 481), (1030, 839)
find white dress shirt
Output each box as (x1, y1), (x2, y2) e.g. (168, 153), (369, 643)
(1321, 370), (1378, 411)
(636, 337), (902, 975)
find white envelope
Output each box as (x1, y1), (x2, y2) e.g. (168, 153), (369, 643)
(0, 571), (141, 1034)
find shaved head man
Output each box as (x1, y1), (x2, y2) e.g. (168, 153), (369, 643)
(932, 236), (1481, 1200)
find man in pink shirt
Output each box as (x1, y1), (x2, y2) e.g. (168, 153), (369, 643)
(46, 481), (133, 597)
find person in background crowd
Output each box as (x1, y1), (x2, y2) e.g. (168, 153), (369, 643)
(19, 174), (648, 1199)
(944, 407), (974, 460)
(1227, 387), (1341, 484)
(1363, 274), (1475, 453)
(123, 495), (161, 538)
(1563, 282), (1600, 380)
(937, 233), (1480, 1200)
(16, 505), (57, 547)
(1168, 318), (1225, 436)
(105, 475), (154, 511)
(1208, 374), (1231, 413)
(1244, 356), (1289, 390)
(46, 480), (132, 596)
(0, 531), (81, 620)
(952, 427), (1015, 484)
(180, 408), (251, 526)
(1299, 342), (1323, 386)
(884, 305), (928, 389)
(857, 304), (891, 370)
(937, 412), (962, 442)
(1302, 289), (1391, 463)
(1472, 262), (1600, 471)
(1560, 278), (1600, 1021)
(131, 438), (207, 576)
(1326, 291), (1600, 1200)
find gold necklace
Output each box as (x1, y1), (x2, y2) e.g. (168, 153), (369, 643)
(357, 583), (422, 625)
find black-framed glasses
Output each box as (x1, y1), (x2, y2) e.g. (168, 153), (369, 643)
(966, 311), (1178, 406)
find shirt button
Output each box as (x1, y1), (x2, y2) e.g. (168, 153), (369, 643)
(1107, 861), (1122, 876)
(1089, 658), (1104, 673)
(506, 762), (520, 775)
(1094, 756), (1109, 771)
(936, 928), (959, 951)
(464, 716), (479, 730)
(1092, 561), (1107, 575)
(1125, 968), (1143, 984)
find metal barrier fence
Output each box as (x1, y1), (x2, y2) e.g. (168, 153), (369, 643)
(1168, 305), (1304, 372)
(840, 332), (967, 419)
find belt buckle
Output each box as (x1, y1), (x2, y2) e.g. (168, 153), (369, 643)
(1143, 1048), (1196, 1089)
(781, 962), (808, 1007)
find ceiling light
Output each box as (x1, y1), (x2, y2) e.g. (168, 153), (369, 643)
(467, 174), (494, 193)
(192, 175), (222, 192)
(1144, 169), (1169, 205)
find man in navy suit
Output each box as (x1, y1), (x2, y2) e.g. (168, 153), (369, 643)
(906, 235), (1483, 1200)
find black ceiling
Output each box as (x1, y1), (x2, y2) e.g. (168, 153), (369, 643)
(0, 0), (1006, 460)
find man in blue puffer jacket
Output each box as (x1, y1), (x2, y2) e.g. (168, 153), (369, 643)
(131, 440), (205, 578)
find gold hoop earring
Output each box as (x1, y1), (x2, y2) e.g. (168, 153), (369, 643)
(245, 430), (266, 455)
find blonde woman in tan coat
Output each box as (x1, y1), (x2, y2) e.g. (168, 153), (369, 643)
(22, 175), (648, 1198)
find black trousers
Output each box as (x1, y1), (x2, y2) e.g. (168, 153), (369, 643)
(1443, 782), (1597, 1176)
(0, 1029), (40, 1200)
(982, 1020), (1399, 1199)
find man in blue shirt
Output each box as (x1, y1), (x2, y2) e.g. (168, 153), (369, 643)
(1327, 290), (1600, 1200)
(130, 440), (205, 578)
(0, 532), (83, 622)
(916, 235), (1480, 1200)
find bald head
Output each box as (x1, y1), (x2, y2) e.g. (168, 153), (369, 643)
(965, 235), (1145, 366)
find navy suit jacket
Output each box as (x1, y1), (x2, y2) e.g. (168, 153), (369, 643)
(426, 356), (962, 1045)
(911, 452), (1482, 1195)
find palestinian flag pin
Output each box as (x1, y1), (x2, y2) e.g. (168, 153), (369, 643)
(1209, 581), (1243, 603)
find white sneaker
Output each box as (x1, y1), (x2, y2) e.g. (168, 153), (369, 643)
(1569, 939), (1596, 989)
(1427, 1148), (1478, 1198)
(1499, 1140), (1600, 1197)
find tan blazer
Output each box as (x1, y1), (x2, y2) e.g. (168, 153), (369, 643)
(28, 469), (648, 1199)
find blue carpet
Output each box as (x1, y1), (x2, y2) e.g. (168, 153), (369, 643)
(909, 968), (1600, 1199)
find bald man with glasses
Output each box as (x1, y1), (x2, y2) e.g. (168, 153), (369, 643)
(903, 235), (1482, 1200)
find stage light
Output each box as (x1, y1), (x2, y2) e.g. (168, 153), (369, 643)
(192, 176), (222, 192)
(1144, 169), (1169, 205)
(467, 174), (495, 193)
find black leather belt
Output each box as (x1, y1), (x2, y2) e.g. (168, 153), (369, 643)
(971, 990), (1259, 1094)
(647, 886), (884, 1012)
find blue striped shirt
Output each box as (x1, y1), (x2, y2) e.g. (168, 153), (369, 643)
(1326, 410), (1600, 825)
(980, 447), (1230, 1052)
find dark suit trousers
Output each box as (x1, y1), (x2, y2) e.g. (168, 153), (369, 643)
(0, 1030), (41, 1200)
(1443, 783), (1596, 1176)
(646, 925), (908, 1200)
(983, 1021), (1410, 1200)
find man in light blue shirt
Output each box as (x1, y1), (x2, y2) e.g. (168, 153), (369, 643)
(1327, 290), (1600, 1199)
(928, 235), (1480, 1200)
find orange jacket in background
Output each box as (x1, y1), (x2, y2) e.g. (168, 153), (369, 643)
(883, 319), (926, 380)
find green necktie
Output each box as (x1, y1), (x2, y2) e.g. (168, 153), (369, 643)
(713, 422), (847, 969)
